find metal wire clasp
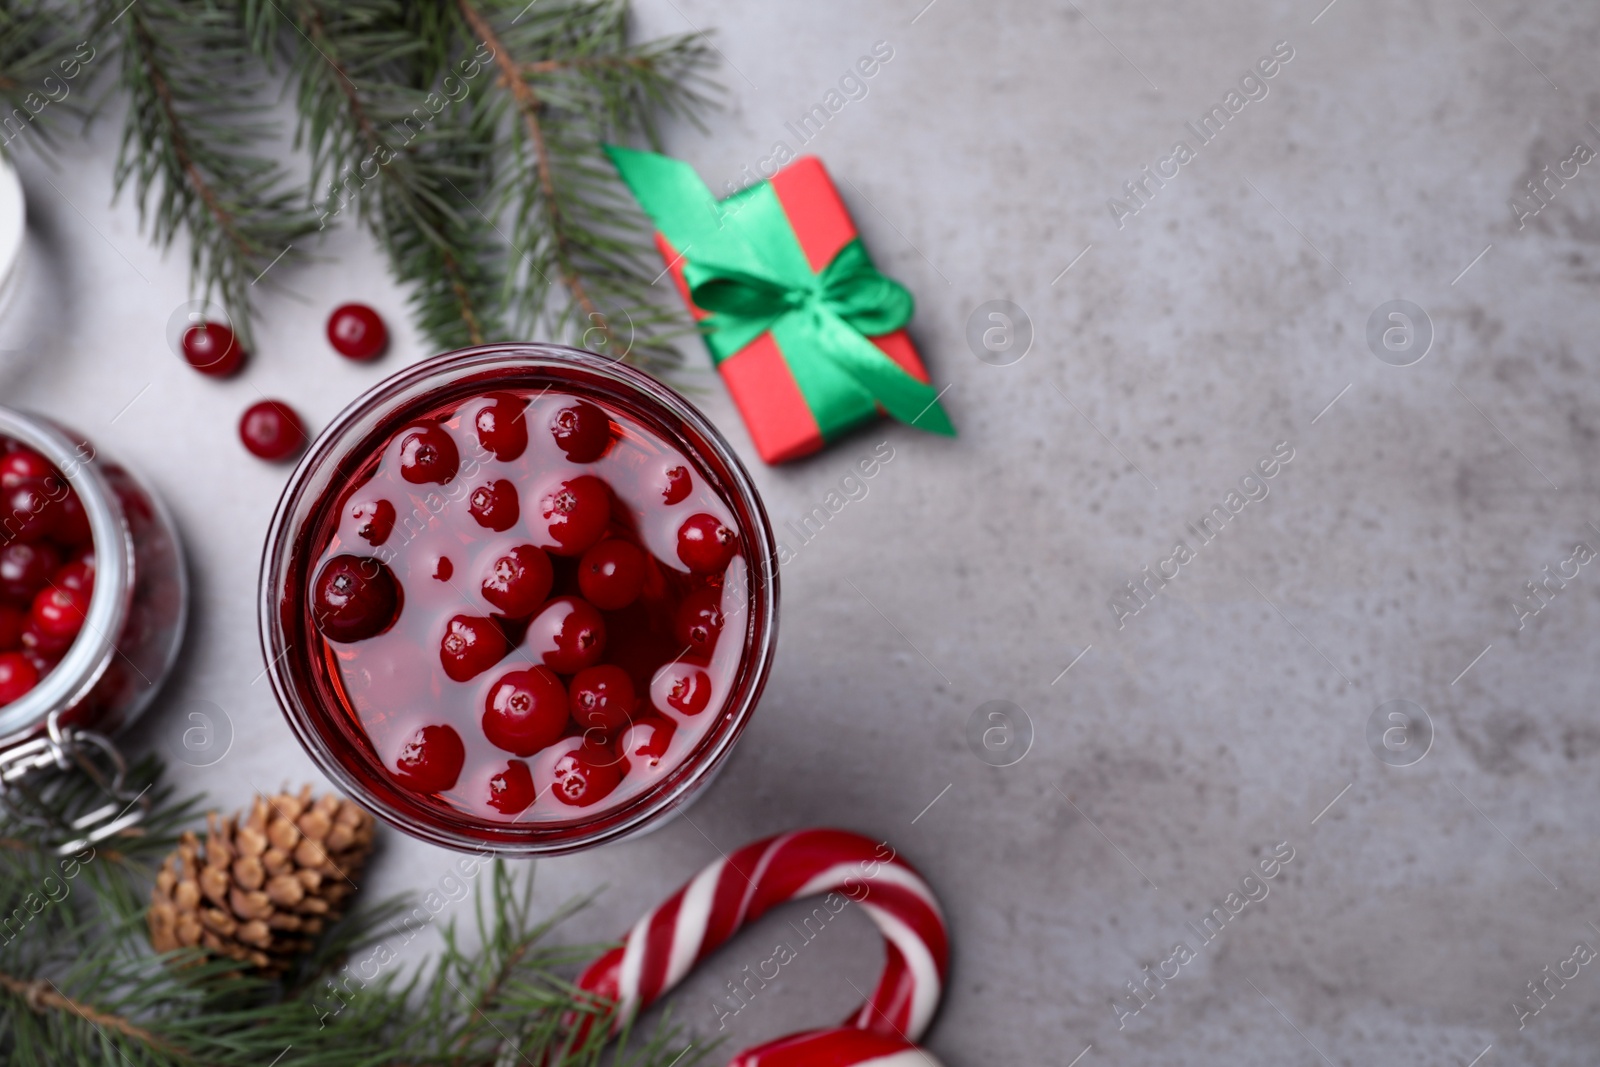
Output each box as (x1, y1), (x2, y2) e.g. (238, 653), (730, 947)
(0, 711), (150, 854)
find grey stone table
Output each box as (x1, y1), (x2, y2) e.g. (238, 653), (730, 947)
(4, 1), (1599, 1063)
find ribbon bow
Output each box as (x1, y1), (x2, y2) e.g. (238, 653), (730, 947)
(606, 146), (954, 439)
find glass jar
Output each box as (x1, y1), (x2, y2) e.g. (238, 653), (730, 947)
(0, 406), (189, 847)
(260, 344), (779, 856)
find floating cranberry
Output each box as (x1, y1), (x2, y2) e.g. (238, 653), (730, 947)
(651, 659), (712, 717)
(393, 724), (465, 793)
(351, 499), (396, 545)
(676, 513), (736, 574)
(434, 556), (453, 581)
(621, 714), (676, 771)
(0, 449), (51, 489)
(0, 651), (39, 704)
(469, 479), (519, 532)
(527, 596), (605, 674)
(53, 489), (91, 545)
(0, 541), (61, 602)
(674, 587), (724, 655)
(487, 760), (536, 814)
(569, 664), (636, 733)
(661, 465), (691, 505)
(54, 558), (94, 599)
(440, 614), (507, 682)
(312, 554), (402, 643)
(535, 475), (609, 557)
(483, 666), (568, 756)
(181, 321), (246, 377)
(549, 739), (622, 807)
(550, 400), (610, 463)
(2, 478), (60, 543)
(480, 544), (553, 618)
(474, 393), (528, 462)
(0, 605), (25, 650)
(30, 586), (87, 644)
(326, 303), (388, 361)
(398, 423), (460, 485)
(577, 539), (645, 611)
(240, 400), (307, 462)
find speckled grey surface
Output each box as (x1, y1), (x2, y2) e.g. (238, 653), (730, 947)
(6, 1), (1600, 1063)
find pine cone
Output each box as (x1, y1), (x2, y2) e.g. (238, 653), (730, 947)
(147, 786), (375, 976)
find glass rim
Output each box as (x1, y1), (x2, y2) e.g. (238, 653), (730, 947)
(257, 343), (780, 855)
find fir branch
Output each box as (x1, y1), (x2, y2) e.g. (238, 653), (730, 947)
(0, 0), (94, 157)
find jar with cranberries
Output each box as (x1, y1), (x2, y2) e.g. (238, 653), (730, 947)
(260, 344), (778, 855)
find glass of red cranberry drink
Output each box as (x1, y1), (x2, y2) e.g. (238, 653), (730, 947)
(261, 345), (778, 855)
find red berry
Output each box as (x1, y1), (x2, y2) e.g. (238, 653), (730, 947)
(313, 554), (402, 643)
(535, 475), (610, 557)
(527, 596), (605, 674)
(480, 544), (553, 618)
(0, 541), (60, 602)
(676, 513), (737, 574)
(468, 479), (519, 532)
(661, 465), (691, 505)
(474, 393), (528, 462)
(568, 664), (636, 733)
(577, 539), (645, 611)
(549, 401), (611, 463)
(434, 556), (453, 581)
(651, 660), (713, 717)
(439, 614), (507, 682)
(53, 489), (91, 545)
(19, 647), (57, 678)
(398, 423), (460, 485)
(20, 619), (70, 656)
(240, 400), (307, 462)
(30, 586), (87, 643)
(549, 738), (622, 807)
(483, 666), (568, 756)
(0, 651), (39, 704)
(326, 303), (388, 361)
(673, 587), (724, 655)
(392, 724), (464, 794)
(2, 478), (60, 543)
(621, 714), (676, 771)
(181, 321), (246, 377)
(0, 604), (25, 650)
(0, 449), (51, 489)
(351, 499), (395, 546)
(53, 559), (94, 599)
(487, 760), (536, 814)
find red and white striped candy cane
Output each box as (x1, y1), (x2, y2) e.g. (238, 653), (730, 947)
(575, 828), (949, 1066)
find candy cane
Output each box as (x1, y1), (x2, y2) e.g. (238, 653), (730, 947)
(575, 828), (949, 1066)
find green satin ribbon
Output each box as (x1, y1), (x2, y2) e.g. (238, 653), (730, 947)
(605, 145), (954, 441)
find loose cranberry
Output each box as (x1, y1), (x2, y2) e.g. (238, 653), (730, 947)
(569, 664), (636, 733)
(0, 651), (39, 704)
(30, 586), (87, 644)
(440, 614), (508, 682)
(527, 596), (605, 674)
(392, 724), (465, 794)
(621, 714), (676, 771)
(483, 666), (569, 756)
(577, 539), (645, 611)
(469, 479), (519, 532)
(676, 513), (737, 574)
(549, 739), (622, 807)
(480, 544), (553, 618)
(53, 489), (91, 545)
(474, 393), (528, 462)
(535, 475), (610, 557)
(0, 541), (61, 602)
(0, 449), (51, 489)
(487, 760), (536, 814)
(20, 619), (71, 656)
(549, 401), (611, 463)
(240, 400), (307, 462)
(674, 587), (724, 655)
(312, 554), (402, 643)
(351, 499), (396, 546)
(0, 604), (25, 650)
(181, 321), (246, 377)
(397, 423), (460, 485)
(2, 478), (61, 543)
(434, 556), (453, 581)
(326, 303), (388, 360)
(651, 660), (713, 717)
(53, 559), (94, 599)
(662, 465), (691, 505)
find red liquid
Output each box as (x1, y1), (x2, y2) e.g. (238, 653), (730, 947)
(310, 389), (749, 824)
